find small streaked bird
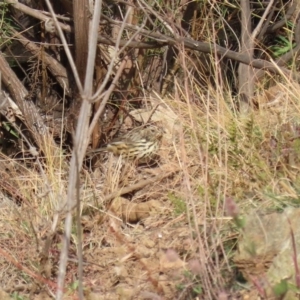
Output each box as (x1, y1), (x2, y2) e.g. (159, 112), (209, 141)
(88, 125), (164, 163)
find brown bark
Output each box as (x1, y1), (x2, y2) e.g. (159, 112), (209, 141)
(0, 52), (56, 152)
(73, 0), (89, 84)
(238, 0), (254, 114)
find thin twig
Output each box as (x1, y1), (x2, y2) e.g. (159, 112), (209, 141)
(251, 0), (274, 40)
(88, 58), (126, 137)
(0, 246), (60, 291)
(98, 16), (300, 81)
(103, 169), (178, 204)
(5, 0), (71, 32)
(44, 0), (82, 93)
(52, 0), (103, 298)
(91, 6), (137, 102)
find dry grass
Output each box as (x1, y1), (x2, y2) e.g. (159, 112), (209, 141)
(0, 0), (299, 298)
(1, 54), (300, 300)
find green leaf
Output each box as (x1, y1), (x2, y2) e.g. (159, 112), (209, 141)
(273, 279), (288, 297)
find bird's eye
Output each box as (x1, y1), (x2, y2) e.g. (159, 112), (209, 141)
(150, 128), (157, 134)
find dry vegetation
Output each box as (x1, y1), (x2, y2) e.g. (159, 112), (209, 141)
(0, 0), (300, 299)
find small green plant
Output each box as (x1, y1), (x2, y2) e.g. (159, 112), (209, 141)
(192, 284), (203, 295)
(0, 2), (15, 45)
(273, 279), (288, 298)
(11, 292), (29, 300)
(168, 192), (186, 215)
(69, 280), (79, 292)
(176, 270), (203, 298)
(270, 36), (296, 58)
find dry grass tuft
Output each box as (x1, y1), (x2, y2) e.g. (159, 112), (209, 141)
(2, 61), (300, 299)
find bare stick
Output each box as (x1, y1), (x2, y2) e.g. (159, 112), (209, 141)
(91, 6), (135, 101)
(103, 170), (176, 204)
(251, 0), (274, 40)
(52, 0), (103, 298)
(238, 0), (254, 113)
(44, 0), (82, 93)
(88, 59), (126, 137)
(6, 0), (71, 32)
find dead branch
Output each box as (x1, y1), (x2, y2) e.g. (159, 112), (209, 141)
(0, 53), (57, 150)
(51, 0), (102, 296)
(73, 0), (89, 84)
(10, 28), (70, 95)
(266, 2), (297, 33)
(103, 170), (177, 204)
(238, 0), (254, 113)
(98, 16), (300, 82)
(9, 0), (300, 88)
(6, 0), (71, 32)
